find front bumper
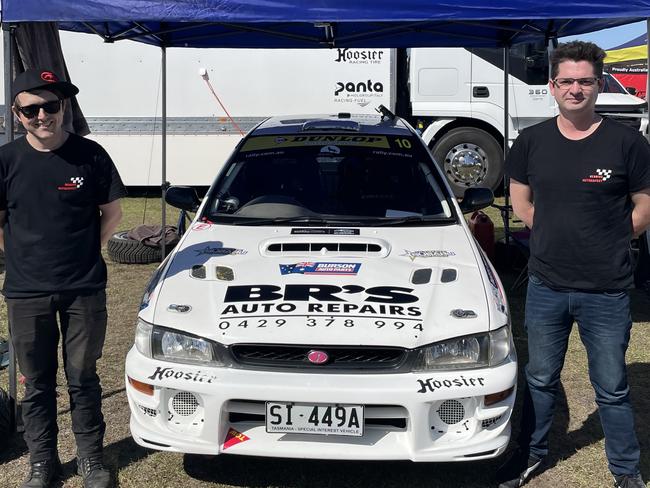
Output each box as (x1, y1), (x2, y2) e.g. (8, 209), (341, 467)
(125, 346), (517, 462)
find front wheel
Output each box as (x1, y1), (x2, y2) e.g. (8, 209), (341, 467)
(432, 127), (503, 197)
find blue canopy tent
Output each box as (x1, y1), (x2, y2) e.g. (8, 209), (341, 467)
(1, 0), (649, 433)
(2, 0), (649, 206)
(2, 0), (649, 48)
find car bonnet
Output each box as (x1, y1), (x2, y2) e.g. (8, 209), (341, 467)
(146, 223), (498, 349)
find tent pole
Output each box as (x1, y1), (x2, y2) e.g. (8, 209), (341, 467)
(161, 45), (167, 257)
(2, 22), (17, 435)
(503, 45), (511, 249)
(646, 19), (649, 127)
(2, 24), (15, 146)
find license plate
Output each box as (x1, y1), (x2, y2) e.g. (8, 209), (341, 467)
(265, 402), (364, 436)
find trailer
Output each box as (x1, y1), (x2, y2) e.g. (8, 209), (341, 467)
(2, 31), (647, 194)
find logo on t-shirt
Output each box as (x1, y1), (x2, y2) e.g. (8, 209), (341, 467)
(40, 71), (58, 83)
(582, 168), (612, 183)
(57, 176), (84, 191)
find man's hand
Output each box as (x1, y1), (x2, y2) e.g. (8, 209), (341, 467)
(631, 188), (650, 238)
(99, 200), (123, 246)
(510, 179), (534, 228)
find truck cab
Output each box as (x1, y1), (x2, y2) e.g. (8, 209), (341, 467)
(409, 46), (648, 196)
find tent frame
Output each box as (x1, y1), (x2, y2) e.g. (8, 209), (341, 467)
(1, 11), (649, 435)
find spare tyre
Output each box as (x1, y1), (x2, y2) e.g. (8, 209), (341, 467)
(107, 231), (166, 264)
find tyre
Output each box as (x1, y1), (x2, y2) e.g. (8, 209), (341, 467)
(0, 387), (10, 443)
(107, 231), (169, 264)
(432, 127), (503, 197)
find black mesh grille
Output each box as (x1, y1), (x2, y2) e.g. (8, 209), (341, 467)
(231, 344), (407, 371)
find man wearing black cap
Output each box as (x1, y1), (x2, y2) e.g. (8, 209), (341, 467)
(0, 69), (126, 488)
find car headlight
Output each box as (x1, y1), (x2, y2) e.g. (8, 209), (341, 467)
(412, 325), (511, 371)
(134, 319), (225, 366)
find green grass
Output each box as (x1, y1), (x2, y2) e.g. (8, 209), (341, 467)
(0, 197), (648, 487)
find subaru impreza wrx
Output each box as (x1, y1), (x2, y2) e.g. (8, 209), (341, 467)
(125, 111), (516, 462)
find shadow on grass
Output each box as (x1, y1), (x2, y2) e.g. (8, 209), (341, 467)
(548, 363), (650, 477)
(0, 428), (28, 464)
(183, 454), (500, 488)
(47, 437), (152, 486)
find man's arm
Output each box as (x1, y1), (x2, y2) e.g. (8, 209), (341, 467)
(0, 210), (5, 252)
(510, 178), (534, 228)
(99, 200), (123, 246)
(631, 189), (650, 238)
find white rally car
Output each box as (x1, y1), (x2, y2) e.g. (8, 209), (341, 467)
(125, 111), (516, 462)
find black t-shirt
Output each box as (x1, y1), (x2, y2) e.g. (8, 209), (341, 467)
(0, 134), (127, 297)
(505, 117), (650, 291)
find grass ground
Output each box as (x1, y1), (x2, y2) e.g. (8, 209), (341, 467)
(0, 197), (648, 488)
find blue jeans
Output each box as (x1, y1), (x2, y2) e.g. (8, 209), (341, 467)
(519, 275), (640, 476)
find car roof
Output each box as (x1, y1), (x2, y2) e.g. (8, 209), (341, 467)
(251, 113), (415, 136)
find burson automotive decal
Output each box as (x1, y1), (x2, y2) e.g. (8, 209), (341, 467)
(223, 428), (250, 450)
(416, 376), (485, 394)
(335, 48), (385, 64)
(280, 262), (361, 276)
(401, 250), (456, 261)
(147, 367), (217, 383)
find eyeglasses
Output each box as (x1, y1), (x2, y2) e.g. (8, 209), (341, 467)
(15, 100), (62, 119)
(552, 77), (600, 89)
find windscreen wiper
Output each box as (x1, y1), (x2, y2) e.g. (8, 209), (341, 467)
(367, 215), (456, 226)
(229, 216), (363, 226)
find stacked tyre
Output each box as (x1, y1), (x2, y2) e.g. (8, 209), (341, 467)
(107, 231), (174, 264)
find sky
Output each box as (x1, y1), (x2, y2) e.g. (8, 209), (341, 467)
(560, 20), (647, 49)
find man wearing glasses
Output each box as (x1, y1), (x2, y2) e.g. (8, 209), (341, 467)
(496, 41), (650, 488)
(0, 69), (126, 488)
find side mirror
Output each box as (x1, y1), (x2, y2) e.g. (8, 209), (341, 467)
(626, 86), (637, 96)
(459, 187), (494, 214)
(165, 186), (201, 212)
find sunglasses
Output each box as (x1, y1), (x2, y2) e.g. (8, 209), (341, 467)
(15, 100), (62, 119)
(551, 77), (600, 88)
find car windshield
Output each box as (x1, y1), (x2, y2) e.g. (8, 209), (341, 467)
(203, 132), (455, 225)
(600, 73), (628, 94)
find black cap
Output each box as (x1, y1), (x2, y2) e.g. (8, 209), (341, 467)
(12, 69), (79, 102)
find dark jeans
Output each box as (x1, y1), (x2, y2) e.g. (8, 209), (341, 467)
(7, 290), (108, 463)
(519, 275), (640, 476)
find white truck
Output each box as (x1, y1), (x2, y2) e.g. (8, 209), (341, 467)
(3, 32), (647, 194)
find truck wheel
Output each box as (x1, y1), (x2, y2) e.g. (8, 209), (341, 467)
(432, 128), (503, 197)
(107, 231), (166, 264)
(0, 387), (10, 444)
